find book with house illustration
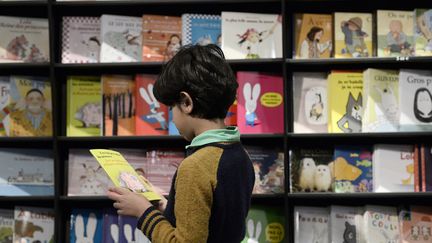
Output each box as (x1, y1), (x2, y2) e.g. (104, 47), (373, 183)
(13, 206), (55, 243)
(363, 205), (400, 243)
(0, 76), (10, 137)
(330, 205), (365, 243)
(70, 208), (103, 243)
(118, 215), (150, 243)
(414, 9), (432, 57)
(0, 209), (13, 243)
(241, 205), (285, 243)
(294, 206), (329, 243)
(182, 14), (221, 46)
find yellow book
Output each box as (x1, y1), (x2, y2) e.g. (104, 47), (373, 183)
(89, 149), (162, 201)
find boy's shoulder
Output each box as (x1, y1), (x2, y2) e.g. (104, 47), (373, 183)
(180, 143), (243, 170)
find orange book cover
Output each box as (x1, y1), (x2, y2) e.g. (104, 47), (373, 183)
(224, 100), (237, 126)
(421, 144), (426, 192)
(414, 144), (420, 192)
(400, 206), (432, 243)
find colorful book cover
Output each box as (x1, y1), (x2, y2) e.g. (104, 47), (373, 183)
(364, 205), (400, 243)
(245, 146), (284, 194)
(329, 205), (364, 243)
(70, 208), (103, 243)
(67, 76), (102, 137)
(414, 9), (432, 57)
(0, 148), (53, 196)
(182, 14), (221, 46)
(290, 148), (334, 193)
(237, 72), (284, 134)
(67, 149), (111, 196)
(377, 10), (414, 57)
(334, 12), (373, 58)
(294, 206), (329, 243)
(294, 13), (333, 59)
(334, 145), (373, 193)
(221, 12), (282, 59)
(241, 205), (285, 243)
(0, 16), (49, 63)
(168, 109), (179, 135)
(293, 72), (328, 133)
(224, 100), (237, 127)
(420, 145), (432, 191)
(62, 16), (101, 63)
(373, 144), (414, 192)
(100, 15), (142, 63)
(0, 209), (13, 243)
(0, 76), (10, 137)
(362, 68), (400, 132)
(135, 74), (168, 135)
(102, 208), (119, 243)
(13, 206), (55, 243)
(118, 216), (150, 243)
(400, 206), (432, 243)
(102, 75), (135, 136)
(142, 15), (182, 62)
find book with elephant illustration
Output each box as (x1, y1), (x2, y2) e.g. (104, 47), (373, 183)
(69, 208), (103, 243)
(294, 206), (329, 243)
(330, 205), (364, 243)
(182, 14), (221, 46)
(241, 205), (285, 243)
(414, 9), (432, 57)
(0, 209), (13, 243)
(363, 205), (400, 243)
(13, 206), (55, 243)
(237, 72), (284, 134)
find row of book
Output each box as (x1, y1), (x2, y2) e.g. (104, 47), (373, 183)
(294, 69), (432, 134)
(295, 205), (432, 243)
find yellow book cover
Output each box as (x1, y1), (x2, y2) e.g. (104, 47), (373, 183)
(90, 149), (162, 201)
(328, 71), (363, 133)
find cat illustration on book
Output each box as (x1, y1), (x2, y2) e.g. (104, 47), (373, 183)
(139, 84), (167, 130)
(343, 222), (356, 243)
(413, 88), (432, 123)
(337, 92), (363, 133)
(243, 82), (261, 127)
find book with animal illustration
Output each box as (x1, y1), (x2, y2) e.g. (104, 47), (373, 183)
(414, 9), (432, 57)
(377, 10), (414, 57)
(142, 15), (182, 62)
(0, 16), (49, 63)
(290, 148), (334, 193)
(62, 16), (101, 63)
(13, 206), (55, 243)
(89, 149), (162, 201)
(221, 12), (282, 59)
(327, 71), (363, 133)
(373, 144), (414, 192)
(67, 76), (102, 137)
(363, 205), (400, 243)
(333, 146), (373, 193)
(294, 206), (329, 243)
(0, 148), (53, 196)
(399, 69), (432, 131)
(0, 76), (10, 137)
(293, 72), (329, 133)
(294, 13), (333, 59)
(100, 15), (142, 63)
(225, 101), (237, 127)
(182, 14), (221, 46)
(135, 74), (168, 135)
(241, 205), (285, 243)
(237, 72), (284, 134)
(0, 209), (13, 243)
(118, 215), (150, 243)
(245, 146), (284, 194)
(400, 206), (432, 243)
(334, 12), (373, 58)
(9, 76), (52, 137)
(70, 208), (103, 243)
(67, 149), (112, 196)
(102, 75), (135, 136)
(102, 208), (118, 243)
(330, 205), (364, 243)
(421, 145), (432, 192)
(362, 68), (400, 132)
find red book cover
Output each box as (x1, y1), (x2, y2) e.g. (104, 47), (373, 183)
(414, 144), (421, 192)
(421, 144), (426, 192)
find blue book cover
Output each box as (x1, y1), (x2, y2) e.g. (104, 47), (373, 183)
(333, 145), (373, 193)
(182, 14), (221, 46)
(119, 215), (150, 243)
(168, 109), (179, 135)
(70, 208), (103, 243)
(102, 208), (119, 243)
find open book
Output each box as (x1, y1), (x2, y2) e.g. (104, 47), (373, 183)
(90, 149), (162, 201)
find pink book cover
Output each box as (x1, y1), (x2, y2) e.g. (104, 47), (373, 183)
(400, 206), (432, 243)
(135, 74), (168, 135)
(237, 72), (284, 134)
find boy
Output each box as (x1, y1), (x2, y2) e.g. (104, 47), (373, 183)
(107, 44), (255, 243)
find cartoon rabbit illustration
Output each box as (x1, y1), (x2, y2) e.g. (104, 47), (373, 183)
(247, 218), (262, 243)
(75, 213), (97, 243)
(139, 84), (168, 130)
(110, 224), (119, 243)
(124, 224), (151, 243)
(243, 82), (261, 127)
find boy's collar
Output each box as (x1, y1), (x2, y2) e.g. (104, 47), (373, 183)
(186, 126), (240, 149)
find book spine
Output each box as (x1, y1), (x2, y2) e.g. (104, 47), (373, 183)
(421, 144), (426, 192)
(414, 144), (421, 192)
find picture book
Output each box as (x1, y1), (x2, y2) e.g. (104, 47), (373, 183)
(135, 74), (168, 135)
(420, 145), (432, 191)
(13, 206), (55, 243)
(89, 149), (162, 201)
(237, 72), (284, 134)
(0, 209), (13, 243)
(330, 205), (364, 243)
(0, 148), (53, 196)
(62, 16), (101, 63)
(245, 146), (284, 194)
(66, 76), (102, 137)
(327, 71), (363, 133)
(334, 12), (373, 58)
(168, 109), (179, 135)
(290, 148), (334, 193)
(293, 72), (329, 133)
(102, 208), (119, 243)
(118, 215), (150, 243)
(102, 75), (135, 136)
(9, 76), (52, 137)
(373, 144), (414, 192)
(400, 206), (432, 243)
(294, 206), (329, 243)
(294, 13), (333, 59)
(221, 12), (282, 59)
(224, 100), (237, 127)
(100, 15), (142, 62)
(333, 145), (373, 193)
(0, 76), (10, 137)
(414, 9), (432, 57)
(362, 68), (400, 132)
(182, 14), (221, 46)
(142, 15), (182, 62)
(0, 16), (49, 63)
(241, 205), (285, 243)
(377, 10), (414, 57)
(70, 208), (103, 243)
(363, 205), (400, 243)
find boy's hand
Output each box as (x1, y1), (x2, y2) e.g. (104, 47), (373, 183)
(140, 176), (168, 212)
(107, 187), (153, 218)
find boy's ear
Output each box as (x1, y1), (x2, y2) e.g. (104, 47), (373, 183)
(179, 91), (193, 114)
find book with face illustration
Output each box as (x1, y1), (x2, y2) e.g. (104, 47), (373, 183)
(241, 205), (285, 243)
(363, 205), (400, 243)
(13, 206), (55, 243)
(70, 208), (103, 243)
(118, 215), (150, 243)
(182, 14), (221, 47)
(330, 205), (365, 243)
(294, 206), (329, 243)
(0, 209), (13, 243)
(414, 9), (432, 57)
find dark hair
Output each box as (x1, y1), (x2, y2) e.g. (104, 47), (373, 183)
(26, 88), (44, 98)
(414, 88), (432, 123)
(154, 44), (238, 119)
(306, 27), (324, 42)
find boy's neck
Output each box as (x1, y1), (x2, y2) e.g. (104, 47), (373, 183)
(192, 118), (226, 138)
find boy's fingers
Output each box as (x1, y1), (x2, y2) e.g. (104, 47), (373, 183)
(109, 187), (129, 195)
(107, 191), (121, 202)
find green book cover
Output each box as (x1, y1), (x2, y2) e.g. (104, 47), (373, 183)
(242, 205), (285, 243)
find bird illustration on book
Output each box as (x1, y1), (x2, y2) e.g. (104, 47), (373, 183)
(337, 92), (363, 133)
